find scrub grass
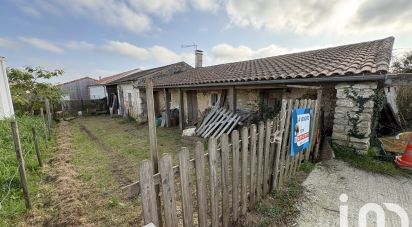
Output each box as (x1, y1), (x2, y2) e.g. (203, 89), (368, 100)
(0, 116), (55, 226)
(333, 144), (410, 176)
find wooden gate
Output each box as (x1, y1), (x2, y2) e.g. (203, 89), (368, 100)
(125, 98), (321, 227)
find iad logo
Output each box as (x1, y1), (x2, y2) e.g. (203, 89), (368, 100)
(339, 194), (409, 227)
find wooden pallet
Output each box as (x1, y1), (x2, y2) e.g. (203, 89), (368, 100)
(195, 107), (241, 138)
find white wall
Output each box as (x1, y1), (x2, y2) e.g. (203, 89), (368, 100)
(118, 83), (142, 118)
(0, 57), (14, 119)
(89, 85), (107, 100)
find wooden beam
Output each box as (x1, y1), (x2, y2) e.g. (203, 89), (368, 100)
(146, 79), (159, 171)
(178, 88), (185, 130)
(228, 86), (237, 112)
(164, 88), (170, 127)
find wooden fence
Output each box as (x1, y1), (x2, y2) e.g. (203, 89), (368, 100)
(126, 98), (320, 227)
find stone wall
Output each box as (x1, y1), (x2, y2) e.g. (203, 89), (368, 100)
(331, 82), (377, 154)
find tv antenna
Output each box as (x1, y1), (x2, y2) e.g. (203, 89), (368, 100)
(181, 43), (198, 51)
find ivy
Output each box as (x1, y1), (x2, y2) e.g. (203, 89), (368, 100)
(343, 87), (375, 139)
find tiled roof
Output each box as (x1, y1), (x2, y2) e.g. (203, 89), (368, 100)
(109, 62), (192, 85)
(154, 37), (394, 87)
(95, 68), (141, 85)
(61, 76), (97, 85)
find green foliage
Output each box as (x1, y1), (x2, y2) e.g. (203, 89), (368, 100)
(391, 51), (412, 73)
(344, 87), (378, 139)
(392, 51), (412, 126)
(300, 161), (316, 173)
(333, 143), (408, 176)
(249, 101), (281, 124)
(7, 66), (63, 115)
(0, 116), (49, 225)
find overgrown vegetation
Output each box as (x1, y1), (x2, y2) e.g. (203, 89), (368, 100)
(0, 116), (53, 226)
(391, 51), (412, 127)
(249, 101), (281, 124)
(333, 144), (409, 176)
(253, 181), (304, 227)
(300, 161), (316, 173)
(7, 66), (63, 115)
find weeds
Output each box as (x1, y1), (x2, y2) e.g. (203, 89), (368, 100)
(333, 144), (408, 176)
(300, 161), (316, 173)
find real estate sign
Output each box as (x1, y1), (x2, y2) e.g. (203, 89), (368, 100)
(290, 108), (311, 156)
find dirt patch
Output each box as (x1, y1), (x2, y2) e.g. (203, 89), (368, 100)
(23, 121), (92, 226)
(78, 123), (134, 187)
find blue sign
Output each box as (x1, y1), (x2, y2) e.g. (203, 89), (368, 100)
(290, 108), (311, 156)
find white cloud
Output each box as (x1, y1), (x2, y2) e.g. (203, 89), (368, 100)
(19, 37), (64, 53)
(0, 37), (17, 49)
(129, 0), (186, 20)
(212, 43), (289, 62)
(65, 41), (95, 50)
(190, 0), (222, 11)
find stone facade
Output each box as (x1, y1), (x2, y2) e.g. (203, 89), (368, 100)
(331, 82), (377, 154)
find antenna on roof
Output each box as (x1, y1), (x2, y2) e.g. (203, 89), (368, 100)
(181, 43), (198, 51)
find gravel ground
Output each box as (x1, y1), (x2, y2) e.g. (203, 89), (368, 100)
(297, 159), (412, 226)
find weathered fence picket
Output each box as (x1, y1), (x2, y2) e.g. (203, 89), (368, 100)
(131, 98), (320, 227)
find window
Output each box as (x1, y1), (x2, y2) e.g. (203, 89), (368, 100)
(210, 93), (219, 106)
(128, 93), (132, 107)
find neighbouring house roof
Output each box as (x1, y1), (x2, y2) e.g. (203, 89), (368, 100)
(60, 76), (97, 86)
(108, 62), (192, 85)
(153, 37), (394, 87)
(93, 68), (141, 86)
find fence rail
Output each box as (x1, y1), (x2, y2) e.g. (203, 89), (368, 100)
(127, 98), (320, 227)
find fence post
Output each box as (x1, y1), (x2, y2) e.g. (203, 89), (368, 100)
(40, 108), (48, 147)
(232, 130), (240, 222)
(249, 124), (257, 209)
(278, 99), (293, 187)
(208, 137), (219, 227)
(179, 148), (194, 227)
(159, 154), (178, 227)
(10, 121), (32, 209)
(263, 120), (272, 195)
(272, 100), (287, 190)
(195, 142), (207, 227)
(32, 127), (43, 167)
(139, 160), (159, 226)
(44, 98), (52, 139)
(256, 122), (265, 200)
(221, 134), (230, 227)
(241, 127), (249, 215)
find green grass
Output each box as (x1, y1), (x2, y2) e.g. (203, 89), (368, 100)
(333, 145), (408, 176)
(70, 120), (141, 225)
(300, 161), (316, 173)
(0, 116), (55, 226)
(254, 181), (304, 226)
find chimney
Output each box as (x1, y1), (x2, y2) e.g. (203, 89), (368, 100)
(195, 49), (203, 68)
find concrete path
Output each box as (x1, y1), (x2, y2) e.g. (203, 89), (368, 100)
(297, 160), (412, 226)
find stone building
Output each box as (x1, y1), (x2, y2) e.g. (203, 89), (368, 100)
(112, 37), (400, 154)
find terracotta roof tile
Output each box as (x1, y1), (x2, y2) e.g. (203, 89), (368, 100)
(154, 37), (394, 87)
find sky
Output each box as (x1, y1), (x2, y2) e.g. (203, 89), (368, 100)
(0, 0), (411, 83)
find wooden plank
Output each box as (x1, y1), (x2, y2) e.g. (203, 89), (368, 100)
(272, 100), (287, 190)
(215, 113), (237, 138)
(278, 99), (293, 186)
(256, 121), (265, 200)
(249, 124), (257, 209)
(285, 99), (300, 180)
(139, 160), (159, 226)
(164, 88), (170, 127)
(32, 127), (43, 167)
(211, 111), (234, 138)
(268, 116), (278, 191)
(217, 115), (241, 138)
(306, 89), (322, 161)
(159, 154), (178, 227)
(241, 127), (248, 215)
(231, 130), (240, 222)
(263, 119), (272, 195)
(202, 109), (229, 138)
(201, 109), (226, 137)
(179, 88), (185, 130)
(196, 107), (218, 134)
(198, 108), (222, 135)
(208, 138), (219, 227)
(10, 121), (32, 209)
(146, 79), (162, 226)
(194, 142), (207, 227)
(221, 134), (230, 227)
(179, 148), (194, 227)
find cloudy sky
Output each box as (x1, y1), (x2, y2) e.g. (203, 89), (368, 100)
(0, 0), (411, 83)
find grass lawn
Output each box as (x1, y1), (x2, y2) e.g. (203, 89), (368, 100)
(0, 116), (55, 226)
